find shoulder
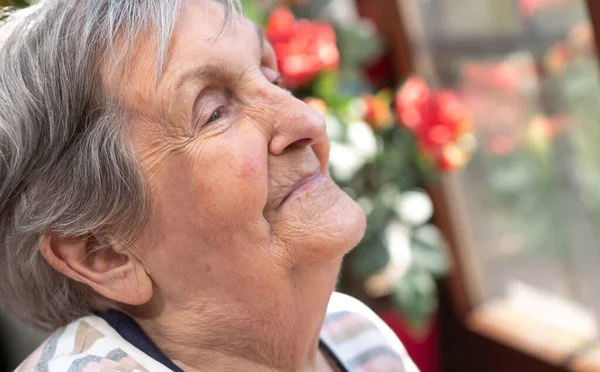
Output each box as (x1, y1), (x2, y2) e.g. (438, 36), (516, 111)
(321, 292), (420, 372)
(15, 316), (169, 372)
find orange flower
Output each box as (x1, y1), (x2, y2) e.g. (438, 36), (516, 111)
(545, 42), (569, 76)
(363, 93), (393, 132)
(568, 22), (593, 56)
(438, 144), (468, 171)
(528, 115), (555, 139)
(526, 115), (557, 154)
(304, 98), (328, 117)
(266, 8), (340, 89)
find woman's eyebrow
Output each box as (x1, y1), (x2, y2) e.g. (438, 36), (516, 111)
(175, 63), (232, 92)
(195, 63), (234, 83)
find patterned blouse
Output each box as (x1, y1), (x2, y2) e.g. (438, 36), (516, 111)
(16, 293), (419, 372)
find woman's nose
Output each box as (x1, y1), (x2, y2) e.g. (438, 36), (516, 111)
(269, 97), (327, 156)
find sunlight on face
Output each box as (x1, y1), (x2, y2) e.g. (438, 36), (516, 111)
(112, 0), (366, 356)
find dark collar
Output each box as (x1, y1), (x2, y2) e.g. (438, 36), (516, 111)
(97, 310), (348, 372)
(97, 310), (184, 372)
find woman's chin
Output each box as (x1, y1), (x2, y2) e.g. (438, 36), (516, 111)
(328, 190), (367, 254)
(273, 177), (367, 263)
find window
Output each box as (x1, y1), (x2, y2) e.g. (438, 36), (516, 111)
(398, 0), (600, 367)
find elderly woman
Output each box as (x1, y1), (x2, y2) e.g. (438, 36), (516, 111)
(0, 1), (418, 371)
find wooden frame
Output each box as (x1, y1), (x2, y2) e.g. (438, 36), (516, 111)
(359, 0), (600, 370)
(585, 0), (600, 63)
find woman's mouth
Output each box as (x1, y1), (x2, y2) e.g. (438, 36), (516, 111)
(278, 172), (328, 208)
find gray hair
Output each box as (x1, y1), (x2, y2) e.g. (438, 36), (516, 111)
(0, 0), (240, 330)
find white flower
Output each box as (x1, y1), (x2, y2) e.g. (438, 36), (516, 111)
(356, 197), (374, 215)
(365, 220), (413, 298)
(329, 142), (365, 182)
(385, 220), (413, 275)
(364, 265), (400, 298)
(323, 0), (360, 25)
(347, 121), (378, 161)
(325, 114), (345, 142)
(395, 189), (434, 226)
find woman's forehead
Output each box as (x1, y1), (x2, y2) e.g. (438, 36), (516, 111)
(103, 0), (258, 105)
(169, 0), (255, 60)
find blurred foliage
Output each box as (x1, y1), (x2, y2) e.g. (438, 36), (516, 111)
(0, 0), (33, 8)
(251, 0), (474, 329)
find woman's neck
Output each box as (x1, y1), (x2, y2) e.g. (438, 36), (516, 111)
(169, 336), (335, 372)
(173, 348), (337, 372)
(132, 262), (342, 371)
(136, 304), (331, 372)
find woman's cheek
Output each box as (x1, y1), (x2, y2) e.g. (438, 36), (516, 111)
(205, 133), (269, 220)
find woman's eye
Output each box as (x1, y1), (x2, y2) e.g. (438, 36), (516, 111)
(207, 107), (224, 124)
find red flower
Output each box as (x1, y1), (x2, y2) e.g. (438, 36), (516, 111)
(396, 80), (469, 152)
(420, 92), (469, 150)
(266, 8), (340, 89)
(462, 61), (535, 93)
(486, 136), (516, 156)
(266, 8), (295, 43)
(519, 0), (573, 17)
(394, 76), (431, 131)
(395, 76), (473, 171)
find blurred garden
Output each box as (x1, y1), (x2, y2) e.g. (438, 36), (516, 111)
(239, 0), (600, 370)
(252, 0), (468, 323)
(246, 2), (475, 371)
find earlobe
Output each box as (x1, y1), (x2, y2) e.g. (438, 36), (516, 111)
(39, 233), (153, 306)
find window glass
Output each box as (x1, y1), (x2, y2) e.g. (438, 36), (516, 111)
(401, 0), (600, 329)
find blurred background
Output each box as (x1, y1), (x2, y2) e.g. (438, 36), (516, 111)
(3, 0), (600, 371)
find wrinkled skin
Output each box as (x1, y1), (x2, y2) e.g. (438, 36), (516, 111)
(43, 1), (366, 371)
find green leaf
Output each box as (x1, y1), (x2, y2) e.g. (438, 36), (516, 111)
(336, 23), (384, 69)
(410, 224), (451, 277)
(391, 267), (438, 330)
(313, 71), (340, 104)
(10, 0), (32, 7)
(349, 235), (390, 280)
(241, 0), (267, 26)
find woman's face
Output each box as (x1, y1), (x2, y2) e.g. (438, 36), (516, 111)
(116, 0), (365, 330)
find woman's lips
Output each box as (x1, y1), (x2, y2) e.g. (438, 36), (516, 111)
(278, 172), (327, 208)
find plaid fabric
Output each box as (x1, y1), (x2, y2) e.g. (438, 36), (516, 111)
(321, 293), (419, 372)
(17, 293), (418, 372)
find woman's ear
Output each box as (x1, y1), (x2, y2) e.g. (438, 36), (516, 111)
(39, 233), (153, 305)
